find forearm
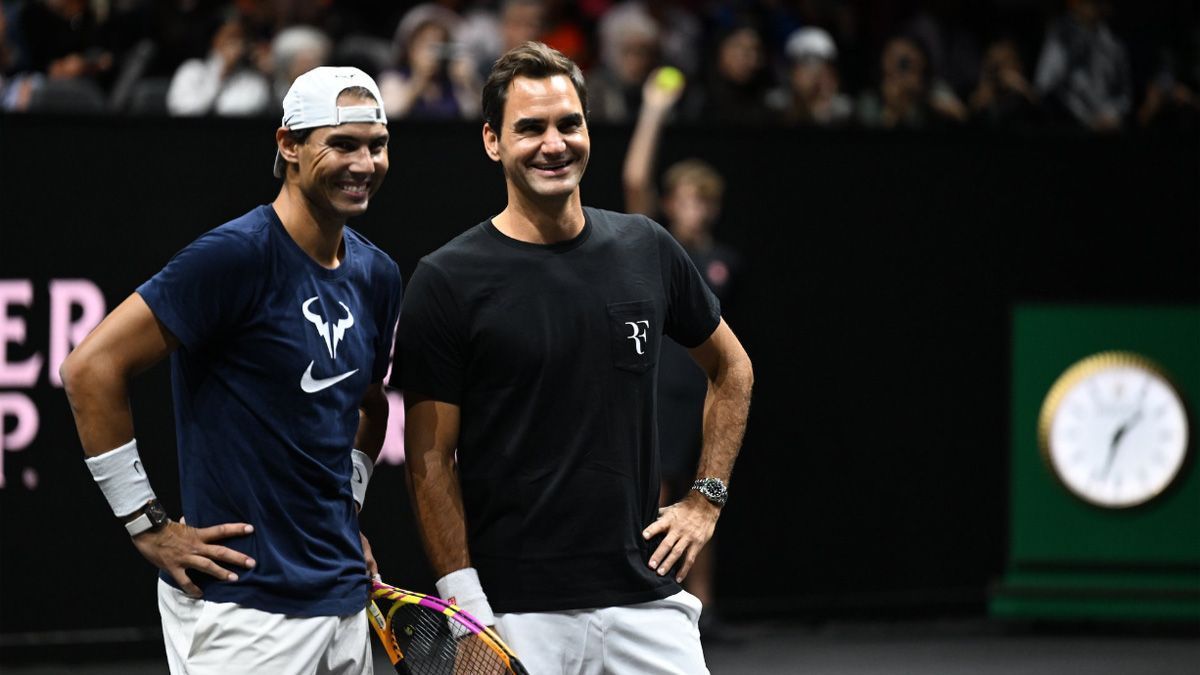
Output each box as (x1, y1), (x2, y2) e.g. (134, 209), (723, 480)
(623, 103), (670, 216)
(404, 398), (470, 577)
(407, 452), (471, 576)
(691, 325), (754, 485)
(62, 353), (137, 457)
(695, 360), (753, 483)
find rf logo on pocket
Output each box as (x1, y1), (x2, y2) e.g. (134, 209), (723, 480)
(625, 320), (650, 355)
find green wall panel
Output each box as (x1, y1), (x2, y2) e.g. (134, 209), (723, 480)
(995, 305), (1200, 620)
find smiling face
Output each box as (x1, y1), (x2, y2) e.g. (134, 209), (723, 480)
(483, 74), (590, 204)
(288, 91), (389, 222)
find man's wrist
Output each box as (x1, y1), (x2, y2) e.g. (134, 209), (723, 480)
(85, 438), (158, 518)
(690, 476), (729, 507)
(435, 567), (496, 625)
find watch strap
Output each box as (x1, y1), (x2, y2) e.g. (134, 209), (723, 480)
(125, 512), (154, 537)
(124, 499), (168, 537)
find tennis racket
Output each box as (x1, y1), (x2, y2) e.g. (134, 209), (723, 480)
(368, 579), (529, 675)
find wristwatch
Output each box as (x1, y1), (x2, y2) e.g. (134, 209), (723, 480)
(691, 477), (729, 507)
(125, 499), (169, 537)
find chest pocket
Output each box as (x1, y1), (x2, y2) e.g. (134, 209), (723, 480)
(607, 299), (659, 374)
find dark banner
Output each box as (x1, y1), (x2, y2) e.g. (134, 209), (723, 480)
(1, 114), (1197, 642)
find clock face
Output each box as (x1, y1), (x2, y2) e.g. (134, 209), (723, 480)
(1040, 352), (1190, 508)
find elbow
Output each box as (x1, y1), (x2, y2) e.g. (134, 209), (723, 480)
(59, 348), (87, 399)
(60, 344), (122, 405)
(712, 350), (753, 394)
(727, 341), (754, 393)
(740, 355), (755, 393)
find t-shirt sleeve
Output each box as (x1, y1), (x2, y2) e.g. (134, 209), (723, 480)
(655, 220), (721, 348)
(136, 228), (262, 351)
(372, 258), (404, 384)
(393, 259), (466, 404)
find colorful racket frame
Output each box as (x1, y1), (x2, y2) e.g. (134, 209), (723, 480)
(368, 579), (528, 675)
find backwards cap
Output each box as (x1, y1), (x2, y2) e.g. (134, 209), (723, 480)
(273, 66), (388, 178)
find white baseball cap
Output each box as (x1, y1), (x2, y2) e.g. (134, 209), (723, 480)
(785, 27), (838, 63)
(273, 66), (388, 178)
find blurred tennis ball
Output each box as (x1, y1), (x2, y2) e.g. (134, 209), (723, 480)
(654, 67), (685, 93)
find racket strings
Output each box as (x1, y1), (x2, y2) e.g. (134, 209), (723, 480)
(388, 603), (514, 675)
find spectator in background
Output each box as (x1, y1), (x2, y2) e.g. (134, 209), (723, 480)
(166, 11), (271, 117)
(969, 37), (1039, 128)
(268, 25), (331, 106)
(1137, 49), (1200, 130)
(1034, 0), (1132, 132)
(768, 26), (853, 127)
(624, 66), (743, 642)
(698, 21), (773, 124)
(587, 1), (660, 123)
(643, 1), (703, 79)
(457, 0), (546, 81)
(10, 0), (115, 109)
(379, 3), (480, 119)
(17, 0), (113, 81)
(539, 0), (588, 68)
(857, 35), (966, 129)
(0, 0), (44, 111)
(500, 0), (546, 50)
(903, 2), (982, 103)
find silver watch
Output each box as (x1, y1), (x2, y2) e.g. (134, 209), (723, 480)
(691, 477), (728, 506)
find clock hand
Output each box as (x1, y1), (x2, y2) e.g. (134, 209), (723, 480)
(1103, 408), (1144, 479)
(1101, 376), (1152, 479)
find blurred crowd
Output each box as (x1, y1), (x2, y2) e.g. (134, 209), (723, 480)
(1, 0), (1198, 132)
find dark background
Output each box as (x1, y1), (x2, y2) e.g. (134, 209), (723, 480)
(0, 113), (1197, 644)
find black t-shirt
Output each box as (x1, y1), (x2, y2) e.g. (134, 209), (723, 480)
(395, 207), (721, 612)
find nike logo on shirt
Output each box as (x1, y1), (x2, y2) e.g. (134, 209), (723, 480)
(300, 361), (359, 393)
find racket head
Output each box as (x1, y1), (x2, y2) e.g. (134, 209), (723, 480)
(370, 579), (528, 675)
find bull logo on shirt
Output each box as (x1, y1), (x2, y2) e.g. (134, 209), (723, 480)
(625, 320), (650, 355)
(302, 297), (355, 360)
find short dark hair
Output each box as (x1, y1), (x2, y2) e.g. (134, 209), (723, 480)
(482, 41), (588, 134)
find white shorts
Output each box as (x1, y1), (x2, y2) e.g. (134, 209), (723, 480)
(494, 590), (708, 675)
(157, 579), (372, 675)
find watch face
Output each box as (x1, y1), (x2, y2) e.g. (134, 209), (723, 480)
(1039, 352), (1190, 508)
(145, 500), (169, 528)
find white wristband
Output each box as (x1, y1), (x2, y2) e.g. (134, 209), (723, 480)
(350, 449), (373, 510)
(84, 438), (157, 518)
(435, 567), (496, 626)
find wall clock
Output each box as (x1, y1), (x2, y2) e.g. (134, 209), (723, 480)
(1039, 351), (1190, 508)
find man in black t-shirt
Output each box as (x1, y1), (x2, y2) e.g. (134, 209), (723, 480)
(395, 42), (753, 673)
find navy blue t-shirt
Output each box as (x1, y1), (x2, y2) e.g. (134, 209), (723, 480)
(138, 205), (402, 616)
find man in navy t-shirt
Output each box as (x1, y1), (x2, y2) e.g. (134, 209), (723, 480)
(61, 67), (400, 674)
